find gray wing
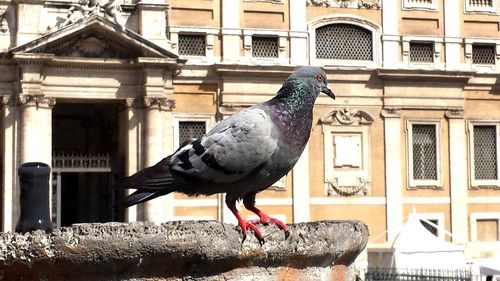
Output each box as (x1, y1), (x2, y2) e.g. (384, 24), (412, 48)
(169, 107), (278, 183)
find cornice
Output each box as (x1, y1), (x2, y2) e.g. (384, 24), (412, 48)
(376, 69), (474, 83)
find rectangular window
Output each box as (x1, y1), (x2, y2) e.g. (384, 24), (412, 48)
(469, 122), (500, 187)
(410, 42), (434, 63)
(472, 44), (496, 65)
(178, 121), (206, 145)
(252, 36), (279, 58)
(407, 121), (441, 188)
(465, 0), (497, 13)
(403, 0), (436, 10)
(178, 34), (206, 56)
(412, 124), (437, 180)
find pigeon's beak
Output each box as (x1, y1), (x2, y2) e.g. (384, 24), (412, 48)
(322, 86), (335, 100)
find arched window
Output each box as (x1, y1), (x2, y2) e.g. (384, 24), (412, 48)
(315, 24), (373, 61)
(309, 16), (381, 67)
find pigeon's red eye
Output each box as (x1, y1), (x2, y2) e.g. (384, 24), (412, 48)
(316, 75), (324, 81)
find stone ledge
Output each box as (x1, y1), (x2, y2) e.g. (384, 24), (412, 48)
(0, 220), (368, 281)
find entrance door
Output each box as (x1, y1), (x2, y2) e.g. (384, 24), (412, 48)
(52, 101), (124, 227)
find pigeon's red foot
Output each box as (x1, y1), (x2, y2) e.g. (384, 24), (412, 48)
(248, 212), (290, 239)
(238, 219), (265, 245)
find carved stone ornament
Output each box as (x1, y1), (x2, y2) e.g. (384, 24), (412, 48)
(306, 0), (380, 9)
(327, 177), (369, 196)
(0, 9), (7, 33)
(320, 107), (375, 126)
(126, 98), (175, 111)
(60, 0), (124, 30)
(18, 95), (56, 109)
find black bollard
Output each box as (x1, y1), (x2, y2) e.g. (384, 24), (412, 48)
(15, 162), (52, 233)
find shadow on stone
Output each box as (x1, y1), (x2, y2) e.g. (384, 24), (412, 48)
(0, 220), (368, 280)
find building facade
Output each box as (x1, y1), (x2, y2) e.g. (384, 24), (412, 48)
(1, 0), (500, 263)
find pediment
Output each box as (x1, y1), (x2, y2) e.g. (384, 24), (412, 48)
(9, 16), (177, 60)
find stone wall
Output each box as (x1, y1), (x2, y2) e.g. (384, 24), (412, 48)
(0, 220), (368, 280)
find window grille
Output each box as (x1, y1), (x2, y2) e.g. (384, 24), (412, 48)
(420, 219), (439, 236)
(315, 24), (373, 61)
(179, 121), (206, 144)
(178, 34), (206, 56)
(412, 124), (437, 180)
(410, 42), (434, 63)
(469, 0), (493, 7)
(407, 0), (433, 3)
(472, 44), (495, 65)
(474, 125), (498, 180)
(252, 36), (279, 58)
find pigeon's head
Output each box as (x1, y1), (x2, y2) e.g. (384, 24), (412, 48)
(289, 66), (335, 100)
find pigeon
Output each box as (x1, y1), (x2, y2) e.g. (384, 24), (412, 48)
(114, 66), (335, 243)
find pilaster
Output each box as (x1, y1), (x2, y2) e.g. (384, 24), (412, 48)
(289, 1), (308, 66)
(381, 1), (400, 68)
(445, 109), (468, 243)
(444, 1), (462, 70)
(292, 144), (310, 223)
(381, 108), (403, 241)
(221, 0), (241, 62)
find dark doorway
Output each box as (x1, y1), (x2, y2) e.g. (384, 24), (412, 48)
(52, 101), (124, 227)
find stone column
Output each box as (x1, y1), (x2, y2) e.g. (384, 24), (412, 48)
(1, 96), (18, 232)
(444, 0), (461, 70)
(292, 144), (310, 223)
(18, 95), (55, 165)
(381, 108), (403, 241)
(382, 1), (400, 68)
(289, 1), (308, 66)
(143, 97), (174, 224)
(446, 109), (468, 243)
(221, 0), (240, 62)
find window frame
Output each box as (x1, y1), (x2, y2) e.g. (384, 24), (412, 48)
(402, 0), (437, 11)
(464, 38), (500, 72)
(467, 120), (500, 188)
(464, 0), (498, 14)
(308, 16), (381, 68)
(173, 115), (215, 150)
(169, 27), (220, 64)
(470, 212), (500, 242)
(406, 119), (443, 189)
(402, 36), (444, 69)
(243, 29), (288, 65)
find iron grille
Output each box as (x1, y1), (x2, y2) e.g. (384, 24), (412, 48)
(410, 42), (434, 63)
(474, 125), (498, 180)
(420, 219), (438, 236)
(178, 34), (206, 56)
(179, 121), (206, 144)
(412, 124), (437, 180)
(252, 36), (279, 58)
(469, 0), (493, 7)
(315, 24), (373, 61)
(472, 44), (495, 65)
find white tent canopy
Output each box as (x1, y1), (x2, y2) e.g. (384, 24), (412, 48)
(368, 212), (467, 270)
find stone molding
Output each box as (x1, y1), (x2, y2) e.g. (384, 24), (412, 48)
(306, 0), (381, 9)
(381, 108), (401, 118)
(445, 108), (465, 119)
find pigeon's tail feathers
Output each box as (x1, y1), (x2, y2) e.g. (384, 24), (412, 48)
(117, 189), (173, 208)
(113, 156), (186, 208)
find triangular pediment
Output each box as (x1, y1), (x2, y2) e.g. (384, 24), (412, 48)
(9, 15), (178, 60)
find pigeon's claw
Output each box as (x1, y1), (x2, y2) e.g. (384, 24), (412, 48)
(239, 219), (265, 244)
(245, 204), (289, 239)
